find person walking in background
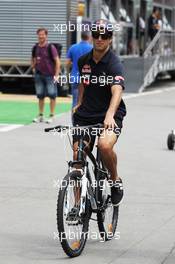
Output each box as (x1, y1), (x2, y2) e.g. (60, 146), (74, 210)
(31, 28), (60, 123)
(136, 14), (145, 56)
(157, 11), (163, 30)
(148, 7), (160, 41)
(66, 31), (92, 112)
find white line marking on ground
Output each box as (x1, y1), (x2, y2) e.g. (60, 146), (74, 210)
(123, 87), (175, 100)
(1, 87), (175, 130)
(0, 124), (24, 132)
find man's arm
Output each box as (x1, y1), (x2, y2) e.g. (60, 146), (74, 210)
(77, 82), (84, 106)
(55, 56), (61, 77)
(104, 84), (123, 129)
(65, 58), (72, 72)
(66, 46), (72, 75)
(54, 56), (61, 81)
(65, 58), (72, 82)
(72, 81), (84, 113)
(31, 57), (36, 73)
(72, 55), (85, 113)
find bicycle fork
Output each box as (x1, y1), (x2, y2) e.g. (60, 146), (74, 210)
(79, 166), (88, 216)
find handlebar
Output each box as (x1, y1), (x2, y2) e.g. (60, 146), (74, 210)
(44, 123), (104, 133)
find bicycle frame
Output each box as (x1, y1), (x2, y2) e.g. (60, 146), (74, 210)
(68, 133), (109, 214)
(45, 124), (109, 214)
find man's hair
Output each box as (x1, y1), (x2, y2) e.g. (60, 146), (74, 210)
(91, 19), (113, 38)
(81, 31), (90, 41)
(36, 27), (48, 35)
(153, 7), (159, 14)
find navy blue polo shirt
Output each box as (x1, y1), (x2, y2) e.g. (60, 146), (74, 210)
(75, 48), (126, 120)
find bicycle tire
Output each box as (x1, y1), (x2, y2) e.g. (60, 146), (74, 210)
(167, 133), (175, 150)
(57, 171), (91, 257)
(97, 176), (119, 241)
(97, 206), (119, 241)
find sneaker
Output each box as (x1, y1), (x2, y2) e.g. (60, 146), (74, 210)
(46, 114), (54, 124)
(111, 178), (124, 206)
(33, 114), (45, 123)
(66, 206), (80, 225)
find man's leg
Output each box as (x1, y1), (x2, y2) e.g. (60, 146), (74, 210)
(71, 83), (79, 124)
(50, 98), (56, 115)
(73, 141), (79, 161)
(98, 131), (119, 181)
(72, 83), (79, 109)
(98, 130), (123, 206)
(33, 73), (45, 122)
(39, 98), (45, 115)
(46, 76), (57, 123)
(72, 130), (95, 208)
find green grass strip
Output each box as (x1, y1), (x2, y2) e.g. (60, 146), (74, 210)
(0, 100), (71, 124)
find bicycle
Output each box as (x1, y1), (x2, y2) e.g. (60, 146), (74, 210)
(45, 123), (120, 257)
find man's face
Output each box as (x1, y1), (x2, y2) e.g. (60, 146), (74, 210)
(155, 10), (160, 18)
(92, 28), (112, 52)
(37, 30), (47, 45)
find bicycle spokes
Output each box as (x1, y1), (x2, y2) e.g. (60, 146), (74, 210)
(57, 172), (90, 257)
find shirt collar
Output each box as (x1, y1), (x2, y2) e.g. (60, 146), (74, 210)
(38, 42), (48, 48)
(80, 40), (89, 44)
(88, 48), (111, 64)
(100, 48), (111, 63)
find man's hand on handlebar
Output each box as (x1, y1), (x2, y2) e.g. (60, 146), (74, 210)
(72, 104), (81, 114)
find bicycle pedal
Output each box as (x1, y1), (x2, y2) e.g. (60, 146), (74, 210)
(66, 219), (79, 225)
(66, 217), (83, 226)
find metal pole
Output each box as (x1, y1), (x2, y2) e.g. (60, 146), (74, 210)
(108, 0), (111, 20)
(162, 0), (165, 28)
(116, 0), (121, 55)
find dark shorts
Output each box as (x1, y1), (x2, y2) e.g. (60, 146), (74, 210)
(72, 113), (123, 151)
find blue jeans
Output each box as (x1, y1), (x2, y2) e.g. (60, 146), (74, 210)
(71, 83), (79, 124)
(34, 73), (57, 99)
(71, 83), (79, 108)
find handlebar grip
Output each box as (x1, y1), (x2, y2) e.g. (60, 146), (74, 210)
(44, 126), (61, 132)
(44, 127), (53, 132)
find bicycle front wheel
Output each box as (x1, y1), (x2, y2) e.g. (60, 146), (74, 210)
(57, 171), (91, 257)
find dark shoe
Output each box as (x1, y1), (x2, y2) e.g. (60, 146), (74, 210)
(66, 206), (80, 225)
(111, 179), (124, 206)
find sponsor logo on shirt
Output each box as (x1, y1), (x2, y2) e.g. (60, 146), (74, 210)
(82, 74), (90, 85)
(114, 76), (124, 81)
(82, 64), (92, 73)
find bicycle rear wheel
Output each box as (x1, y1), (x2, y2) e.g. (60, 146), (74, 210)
(97, 177), (119, 241)
(57, 171), (91, 257)
(167, 133), (175, 150)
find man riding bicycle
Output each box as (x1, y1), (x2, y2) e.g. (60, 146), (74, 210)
(70, 19), (126, 220)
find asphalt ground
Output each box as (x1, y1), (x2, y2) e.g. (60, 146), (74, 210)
(0, 81), (175, 264)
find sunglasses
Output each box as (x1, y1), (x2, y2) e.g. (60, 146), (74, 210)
(92, 31), (111, 40)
